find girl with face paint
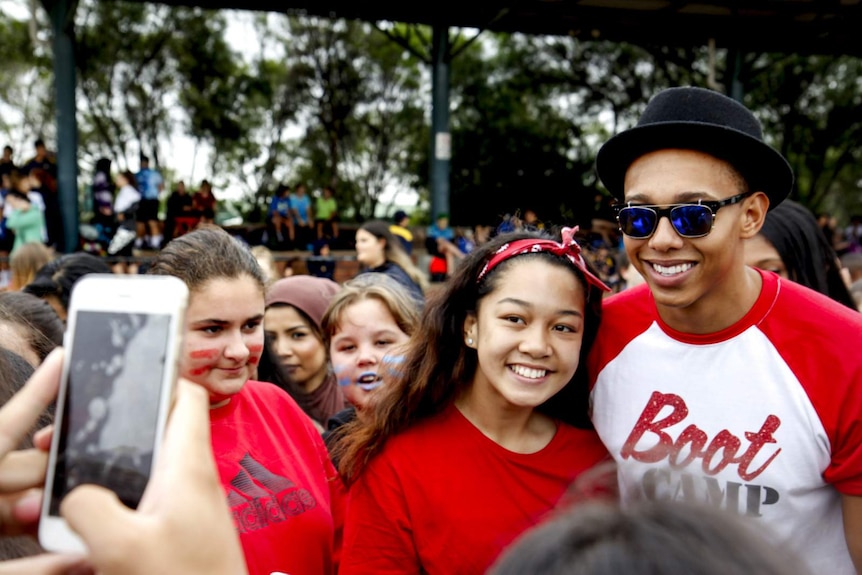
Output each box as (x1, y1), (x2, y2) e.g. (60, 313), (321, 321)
(148, 226), (345, 575)
(320, 274), (419, 450)
(333, 227), (612, 575)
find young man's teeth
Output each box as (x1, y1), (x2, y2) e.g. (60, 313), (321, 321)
(652, 263), (693, 276)
(510, 365), (547, 379)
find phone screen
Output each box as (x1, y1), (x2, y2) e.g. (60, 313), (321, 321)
(48, 310), (172, 514)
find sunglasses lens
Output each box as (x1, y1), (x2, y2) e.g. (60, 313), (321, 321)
(671, 205), (713, 237)
(618, 207), (657, 238)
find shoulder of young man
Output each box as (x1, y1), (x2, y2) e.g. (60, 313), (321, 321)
(770, 276), (862, 336)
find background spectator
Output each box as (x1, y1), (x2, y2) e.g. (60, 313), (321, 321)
(135, 155), (164, 250)
(388, 210), (413, 256)
(4, 190), (46, 255)
(23, 252), (112, 322)
(265, 183), (293, 248)
(315, 185), (339, 241)
(7, 241), (54, 291)
(290, 183), (314, 249)
(745, 199), (856, 309)
(164, 180), (195, 243)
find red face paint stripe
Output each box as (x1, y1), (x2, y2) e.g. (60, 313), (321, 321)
(189, 348), (219, 360)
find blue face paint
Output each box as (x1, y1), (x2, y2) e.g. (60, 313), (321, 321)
(333, 364), (353, 387)
(382, 354), (405, 379)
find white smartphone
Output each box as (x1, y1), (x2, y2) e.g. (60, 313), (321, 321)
(39, 274), (189, 553)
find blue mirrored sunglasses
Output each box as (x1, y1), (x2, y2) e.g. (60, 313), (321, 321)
(615, 191), (752, 239)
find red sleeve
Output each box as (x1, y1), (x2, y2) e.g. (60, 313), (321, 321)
(759, 281), (862, 494)
(339, 453), (420, 575)
(588, 285), (655, 390)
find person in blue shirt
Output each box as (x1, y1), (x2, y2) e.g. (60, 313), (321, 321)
(135, 155), (164, 249)
(290, 183), (314, 249)
(266, 183), (294, 248)
(426, 213), (466, 278)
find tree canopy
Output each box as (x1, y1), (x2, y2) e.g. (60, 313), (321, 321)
(0, 1), (859, 226)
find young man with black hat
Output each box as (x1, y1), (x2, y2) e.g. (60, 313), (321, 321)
(588, 86), (862, 574)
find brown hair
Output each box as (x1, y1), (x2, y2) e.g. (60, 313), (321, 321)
(322, 273), (420, 345)
(9, 242), (54, 291)
(489, 499), (809, 575)
(0, 291), (64, 363)
(147, 225), (265, 293)
(333, 228), (604, 484)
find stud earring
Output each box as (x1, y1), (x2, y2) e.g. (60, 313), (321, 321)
(466, 338), (474, 345)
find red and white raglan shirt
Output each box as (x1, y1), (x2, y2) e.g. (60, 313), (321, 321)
(589, 270), (862, 574)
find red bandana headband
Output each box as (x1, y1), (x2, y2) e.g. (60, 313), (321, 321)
(477, 226), (611, 292)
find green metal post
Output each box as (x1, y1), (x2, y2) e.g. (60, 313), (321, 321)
(43, 0), (79, 253)
(430, 25), (450, 220)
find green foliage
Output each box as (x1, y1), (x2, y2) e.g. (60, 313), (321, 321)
(446, 33), (716, 228)
(75, 1), (198, 169)
(744, 53), (862, 219)
(0, 9), (54, 147)
(2, 1), (860, 229)
(280, 17), (426, 221)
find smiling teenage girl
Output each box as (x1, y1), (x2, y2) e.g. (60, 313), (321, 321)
(334, 227), (611, 575)
(148, 226), (344, 575)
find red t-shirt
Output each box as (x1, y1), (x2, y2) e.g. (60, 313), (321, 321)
(210, 380), (345, 575)
(339, 403), (609, 575)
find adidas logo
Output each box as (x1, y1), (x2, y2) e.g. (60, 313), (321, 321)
(226, 453), (317, 534)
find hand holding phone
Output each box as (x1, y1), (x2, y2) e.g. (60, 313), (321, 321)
(0, 362), (247, 575)
(0, 350), (62, 538)
(39, 274), (188, 553)
(57, 380), (249, 575)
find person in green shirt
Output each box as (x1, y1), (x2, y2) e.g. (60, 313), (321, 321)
(4, 190), (46, 254)
(315, 185), (339, 241)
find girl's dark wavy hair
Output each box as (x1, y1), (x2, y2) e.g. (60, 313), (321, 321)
(333, 227), (605, 484)
(760, 200), (855, 309)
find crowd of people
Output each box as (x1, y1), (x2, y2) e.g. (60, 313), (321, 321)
(85, 155), (219, 257)
(263, 182), (341, 251)
(0, 85), (861, 575)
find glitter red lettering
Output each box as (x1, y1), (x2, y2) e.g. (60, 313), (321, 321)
(622, 391), (781, 481)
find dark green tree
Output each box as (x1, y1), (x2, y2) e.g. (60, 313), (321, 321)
(742, 53), (862, 220)
(0, 8), (54, 150)
(282, 17), (426, 221)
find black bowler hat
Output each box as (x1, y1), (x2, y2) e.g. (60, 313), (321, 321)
(595, 86), (793, 210)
